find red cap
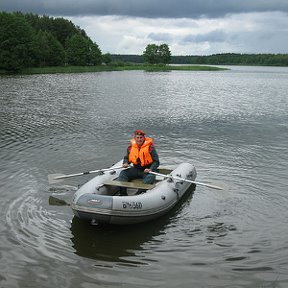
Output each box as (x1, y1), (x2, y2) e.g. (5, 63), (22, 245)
(134, 129), (145, 136)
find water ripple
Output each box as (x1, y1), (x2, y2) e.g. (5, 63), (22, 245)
(5, 189), (75, 263)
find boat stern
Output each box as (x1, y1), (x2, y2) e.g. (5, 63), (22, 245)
(71, 193), (114, 224)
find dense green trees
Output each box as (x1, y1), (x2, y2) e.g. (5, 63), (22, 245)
(34, 30), (65, 66)
(0, 12), (35, 71)
(65, 34), (101, 66)
(0, 12), (102, 72)
(143, 43), (171, 64)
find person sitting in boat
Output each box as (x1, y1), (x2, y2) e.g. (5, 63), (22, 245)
(118, 129), (160, 196)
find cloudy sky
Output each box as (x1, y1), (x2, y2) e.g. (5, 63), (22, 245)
(1, 0), (288, 55)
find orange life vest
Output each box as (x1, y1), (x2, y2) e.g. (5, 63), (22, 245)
(128, 137), (154, 167)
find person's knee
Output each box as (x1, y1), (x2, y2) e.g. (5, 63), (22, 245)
(143, 174), (155, 184)
(118, 171), (129, 181)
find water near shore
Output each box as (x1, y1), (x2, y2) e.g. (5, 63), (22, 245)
(0, 66), (287, 287)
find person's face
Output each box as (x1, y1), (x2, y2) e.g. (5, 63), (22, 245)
(135, 134), (145, 146)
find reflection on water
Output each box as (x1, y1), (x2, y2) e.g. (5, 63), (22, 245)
(71, 217), (162, 264)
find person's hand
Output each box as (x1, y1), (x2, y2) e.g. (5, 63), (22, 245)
(144, 168), (151, 173)
(123, 163), (129, 168)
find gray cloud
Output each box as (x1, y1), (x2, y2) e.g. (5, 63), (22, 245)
(1, 0), (288, 18)
(182, 30), (227, 43)
(148, 32), (173, 42)
(1, 1), (288, 55)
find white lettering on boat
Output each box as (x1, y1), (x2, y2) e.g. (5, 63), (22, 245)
(122, 201), (142, 209)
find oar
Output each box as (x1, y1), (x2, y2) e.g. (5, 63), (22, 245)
(149, 171), (223, 190)
(48, 166), (124, 184)
(49, 195), (70, 206)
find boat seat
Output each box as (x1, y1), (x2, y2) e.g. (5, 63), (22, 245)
(158, 168), (172, 175)
(103, 179), (155, 190)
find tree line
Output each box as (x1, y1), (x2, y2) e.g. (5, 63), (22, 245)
(0, 12), (172, 73)
(170, 53), (288, 66)
(112, 53), (288, 66)
(1, 11), (287, 73)
(0, 12), (105, 72)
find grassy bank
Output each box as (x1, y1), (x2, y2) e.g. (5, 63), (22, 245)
(21, 64), (228, 75)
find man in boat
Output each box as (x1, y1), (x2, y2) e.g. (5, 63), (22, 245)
(118, 129), (160, 196)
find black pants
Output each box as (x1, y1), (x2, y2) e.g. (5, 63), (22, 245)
(118, 167), (155, 183)
(118, 167), (156, 195)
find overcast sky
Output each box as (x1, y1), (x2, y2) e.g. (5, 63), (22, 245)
(1, 0), (288, 55)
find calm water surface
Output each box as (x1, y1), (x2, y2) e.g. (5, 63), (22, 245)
(0, 66), (288, 287)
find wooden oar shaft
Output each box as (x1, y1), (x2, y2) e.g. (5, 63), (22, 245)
(149, 171), (223, 190)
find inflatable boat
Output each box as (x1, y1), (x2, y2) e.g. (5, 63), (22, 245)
(71, 160), (197, 225)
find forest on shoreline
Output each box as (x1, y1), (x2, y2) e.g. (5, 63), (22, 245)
(112, 53), (288, 67)
(1, 11), (288, 75)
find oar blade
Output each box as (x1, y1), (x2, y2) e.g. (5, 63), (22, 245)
(49, 196), (69, 206)
(48, 173), (67, 184)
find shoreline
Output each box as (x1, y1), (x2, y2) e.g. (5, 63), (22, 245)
(18, 64), (228, 75)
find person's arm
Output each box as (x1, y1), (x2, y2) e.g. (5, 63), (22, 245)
(122, 146), (131, 167)
(148, 146), (160, 171)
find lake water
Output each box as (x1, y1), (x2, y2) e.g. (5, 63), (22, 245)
(0, 66), (288, 288)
